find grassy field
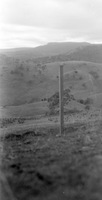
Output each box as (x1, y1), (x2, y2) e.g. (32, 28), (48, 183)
(0, 101), (48, 118)
(1, 118), (102, 200)
(1, 59), (102, 107)
(1, 43), (102, 200)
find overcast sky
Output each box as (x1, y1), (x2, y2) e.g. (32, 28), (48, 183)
(0, 0), (102, 48)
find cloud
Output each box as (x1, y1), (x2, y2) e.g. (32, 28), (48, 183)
(0, 0), (102, 48)
(0, 0), (101, 29)
(0, 24), (70, 48)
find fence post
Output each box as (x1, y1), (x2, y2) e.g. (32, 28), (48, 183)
(59, 64), (64, 135)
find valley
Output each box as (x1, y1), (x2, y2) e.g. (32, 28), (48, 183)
(1, 42), (102, 200)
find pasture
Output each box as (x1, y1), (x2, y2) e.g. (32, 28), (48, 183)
(1, 117), (102, 200)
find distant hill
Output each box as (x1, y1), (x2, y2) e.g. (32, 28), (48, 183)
(67, 44), (102, 63)
(0, 42), (89, 60)
(1, 43), (102, 65)
(31, 44), (102, 64)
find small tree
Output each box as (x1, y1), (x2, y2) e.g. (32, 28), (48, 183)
(79, 99), (84, 104)
(48, 89), (74, 115)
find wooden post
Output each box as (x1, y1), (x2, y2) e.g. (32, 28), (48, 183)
(59, 64), (64, 135)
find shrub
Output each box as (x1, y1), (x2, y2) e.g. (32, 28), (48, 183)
(89, 71), (99, 79)
(79, 99), (84, 104)
(82, 83), (86, 88)
(78, 97), (93, 106)
(48, 89), (74, 114)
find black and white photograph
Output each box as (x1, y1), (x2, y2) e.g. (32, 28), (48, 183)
(0, 0), (102, 199)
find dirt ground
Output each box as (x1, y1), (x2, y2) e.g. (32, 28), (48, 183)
(1, 120), (102, 200)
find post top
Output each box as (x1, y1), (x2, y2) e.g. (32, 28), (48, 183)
(60, 63), (65, 67)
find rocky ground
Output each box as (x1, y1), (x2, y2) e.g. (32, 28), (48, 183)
(0, 118), (102, 200)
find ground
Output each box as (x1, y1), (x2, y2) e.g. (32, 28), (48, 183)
(0, 112), (102, 200)
(1, 42), (102, 200)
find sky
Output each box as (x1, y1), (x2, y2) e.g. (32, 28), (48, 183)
(0, 0), (102, 48)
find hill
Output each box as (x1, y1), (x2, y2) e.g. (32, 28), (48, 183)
(30, 44), (102, 64)
(0, 60), (102, 108)
(1, 42), (102, 116)
(0, 42), (89, 60)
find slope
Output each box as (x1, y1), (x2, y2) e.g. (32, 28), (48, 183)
(0, 60), (102, 107)
(31, 44), (102, 64)
(0, 42), (89, 60)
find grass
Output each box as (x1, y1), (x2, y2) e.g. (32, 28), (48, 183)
(1, 59), (102, 107)
(1, 101), (48, 118)
(1, 120), (102, 200)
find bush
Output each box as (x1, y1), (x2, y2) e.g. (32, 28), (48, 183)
(82, 83), (86, 88)
(48, 89), (74, 114)
(79, 99), (84, 104)
(84, 98), (93, 105)
(85, 105), (90, 110)
(89, 71), (99, 79)
(78, 97), (93, 106)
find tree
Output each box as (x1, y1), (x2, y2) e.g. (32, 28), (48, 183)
(48, 89), (74, 114)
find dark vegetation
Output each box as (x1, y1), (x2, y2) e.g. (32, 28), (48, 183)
(1, 120), (102, 200)
(48, 89), (74, 114)
(0, 118), (25, 128)
(89, 70), (99, 79)
(78, 98), (93, 106)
